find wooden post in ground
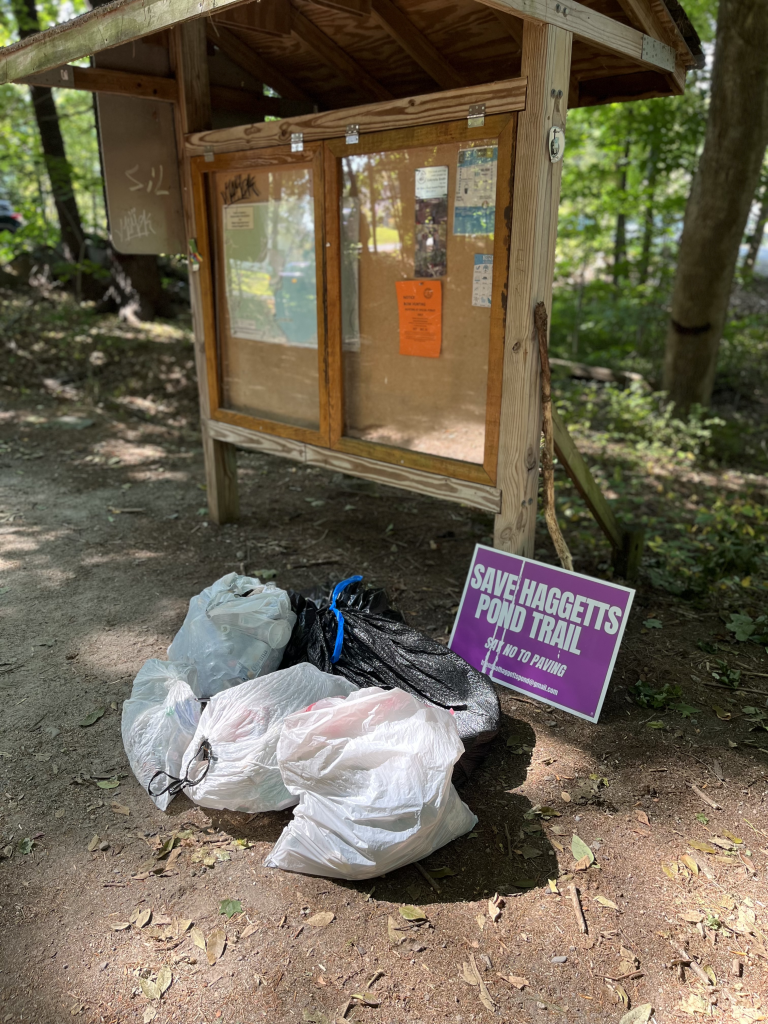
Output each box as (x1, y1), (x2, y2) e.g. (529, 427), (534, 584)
(494, 21), (572, 556)
(170, 20), (239, 524)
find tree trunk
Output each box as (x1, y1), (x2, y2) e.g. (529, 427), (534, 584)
(742, 181), (768, 278)
(638, 142), (659, 284)
(12, 0), (85, 261)
(612, 139), (630, 285)
(662, 0), (768, 412)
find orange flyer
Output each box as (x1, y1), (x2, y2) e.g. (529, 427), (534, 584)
(396, 279), (442, 358)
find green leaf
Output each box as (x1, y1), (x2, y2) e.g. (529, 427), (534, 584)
(399, 905), (427, 921)
(619, 1005), (653, 1024)
(96, 778), (120, 789)
(79, 708), (106, 727)
(17, 838), (34, 855)
(727, 613), (756, 642)
(219, 899), (242, 919)
(643, 619), (663, 629)
(675, 703), (698, 719)
(156, 965), (172, 995)
(139, 978), (161, 1001)
(571, 834), (594, 865)
(695, 813), (709, 824)
(646, 721), (666, 729)
(429, 866), (457, 878)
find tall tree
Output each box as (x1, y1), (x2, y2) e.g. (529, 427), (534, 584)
(742, 169), (768, 280)
(662, 0), (768, 412)
(11, 0), (86, 261)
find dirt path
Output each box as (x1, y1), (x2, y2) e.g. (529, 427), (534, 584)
(2, 391), (768, 1024)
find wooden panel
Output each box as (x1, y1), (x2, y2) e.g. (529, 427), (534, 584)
(474, 0), (679, 73)
(1, 0), (257, 82)
(310, 0), (372, 17)
(206, 417), (503, 511)
(18, 64), (178, 101)
(186, 76), (527, 154)
(212, 0), (292, 36)
(206, 24), (315, 102)
(370, 0), (469, 90)
(209, 83), (315, 115)
(494, 20), (571, 556)
(289, 5), (394, 101)
(171, 21), (241, 524)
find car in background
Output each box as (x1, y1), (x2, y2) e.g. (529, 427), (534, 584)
(0, 200), (22, 234)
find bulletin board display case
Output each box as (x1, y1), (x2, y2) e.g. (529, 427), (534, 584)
(193, 113), (516, 485)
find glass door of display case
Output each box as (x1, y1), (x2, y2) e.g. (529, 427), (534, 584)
(324, 115), (516, 486)
(193, 143), (329, 445)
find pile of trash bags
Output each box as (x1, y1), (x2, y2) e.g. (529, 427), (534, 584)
(122, 572), (498, 880)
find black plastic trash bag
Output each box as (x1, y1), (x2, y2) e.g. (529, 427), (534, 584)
(280, 576), (499, 779)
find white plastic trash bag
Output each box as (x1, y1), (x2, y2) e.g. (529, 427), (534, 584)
(121, 659), (201, 812)
(265, 686), (477, 879)
(178, 664), (358, 813)
(168, 573), (296, 699)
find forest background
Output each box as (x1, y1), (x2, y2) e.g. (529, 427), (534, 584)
(0, 0), (767, 617)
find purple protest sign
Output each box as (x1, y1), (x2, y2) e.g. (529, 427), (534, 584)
(449, 544), (634, 722)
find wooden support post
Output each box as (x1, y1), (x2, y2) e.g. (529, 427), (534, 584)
(494, 20), (571, 556)
(170, 20), (240, 524)
(552, 405), (644, 580)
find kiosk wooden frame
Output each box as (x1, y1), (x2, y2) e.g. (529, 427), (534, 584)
(0, 0), (702, 572)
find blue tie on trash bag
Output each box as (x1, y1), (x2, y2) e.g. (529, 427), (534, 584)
(330, 575), (363, 663)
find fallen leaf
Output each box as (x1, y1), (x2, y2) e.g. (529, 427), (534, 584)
(219, 899), (242, 920)
(646, 721), (666, 729)
(561, 791), (571, 803)
(461, 962), (478, 986)
(241, 922), (259, 939)
(620, 1005), (653, 1024)
(571, 835), (595, 865)
(712, 706), (731, 721)
(551, 837), (564, 852)
(190, 927), (206, 949)
(498, 973), (529, 989)
(398, 905), (427, 922)
(721, 829), (743, 844)
(139, 978), (160, 1001)
(635, 810), (650, 827)
(548, 879), (560, 895)
(387, 916), (406, 945)
(487, 898), (501, 923)
(136, 909), (152, 929)
(429, 866), (457, 878)
(680, 854), (699, 875)
(680, 991), (711, 1016)
(595, 896), (619, 911)
(206, 927), (226, 965)
(740, 853), (757, 873)
(469, 953), (496, 1012)
(110, 802), (130, 815)
(703, 966), (716, 985)
(574, 855), (592, 871)
(520, 844), (542, 859)
(661, 860), (679, 879)
(687, 840), (717, 855)
(476, 913), (485, 931)
(87, 835), (100, 853)
(156, 965), (172, 995)
(611, 983), (630, 1008)
(79, 708), (106, 727)
(111, 921), (131, 931)
(680, 910), (704, 923)
(643, 619), (663, 629)
(143, 1008), (157, 1023)
(306, 912), (335, 928)
(96, 779), (119, 790)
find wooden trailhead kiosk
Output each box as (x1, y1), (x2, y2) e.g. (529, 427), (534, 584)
(0, 0), (702, 572)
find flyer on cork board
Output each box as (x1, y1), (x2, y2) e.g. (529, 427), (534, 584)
(396, 280), (442, 358)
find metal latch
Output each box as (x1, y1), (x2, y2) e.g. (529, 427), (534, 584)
(548, 125), (565, 163)
(291, 132), (304, 153)
(468, 103), (485, 128)
(60, 67), (70, 82)
(345, 124), (360, 144)
(204, 146), (214, 164)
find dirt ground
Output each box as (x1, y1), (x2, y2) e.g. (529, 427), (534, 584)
(2, 317), (768, 1024)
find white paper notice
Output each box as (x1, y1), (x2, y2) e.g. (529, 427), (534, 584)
(472, 254), (493, 307)
(225, 204), (255, 230)
(415, 165), (449, 200)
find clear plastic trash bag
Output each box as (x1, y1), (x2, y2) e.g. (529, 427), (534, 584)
(121, 659), (201, 812)
(265, 686), (477, 879)
(175, 664), (358, 813)
(168, 573), (296, 699)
